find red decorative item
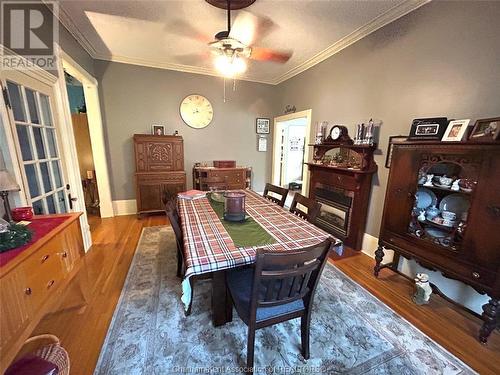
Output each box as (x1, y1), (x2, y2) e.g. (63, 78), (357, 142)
(223, 192), (246, 222)
(11, 207), (33, 222)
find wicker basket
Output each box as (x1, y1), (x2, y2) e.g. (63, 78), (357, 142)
(16, 334), (70, 375)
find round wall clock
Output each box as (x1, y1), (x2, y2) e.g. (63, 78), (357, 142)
(180, 94), (213, 129)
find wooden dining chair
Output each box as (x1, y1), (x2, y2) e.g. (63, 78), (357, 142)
(165, 199), (184, 278)
(289, 193), (322, 224)
(263, 183), (289, 207)
(226, 238), (332, 372)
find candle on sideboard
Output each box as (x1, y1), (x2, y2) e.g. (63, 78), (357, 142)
(86, 170), (94, 180)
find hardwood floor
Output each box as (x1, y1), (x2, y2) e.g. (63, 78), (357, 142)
(31, 215), (498, 375)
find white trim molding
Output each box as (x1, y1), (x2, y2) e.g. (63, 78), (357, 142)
(54, 0), (431, 86)
(112, 199), (137, 216)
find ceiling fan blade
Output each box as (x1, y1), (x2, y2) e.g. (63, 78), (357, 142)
(228, 11), (275, 46)
(250, 47), (292, 64)
(167, 19), (212, 43)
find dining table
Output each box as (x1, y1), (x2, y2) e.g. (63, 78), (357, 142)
(177, 189), (342, 326)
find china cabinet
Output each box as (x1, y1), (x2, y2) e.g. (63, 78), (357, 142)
(134, 134), (186, 216)
(375, 140), (500, 343)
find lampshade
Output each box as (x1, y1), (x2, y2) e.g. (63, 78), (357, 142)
(0, 169), (20, 192)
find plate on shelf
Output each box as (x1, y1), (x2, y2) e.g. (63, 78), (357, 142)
(424, 227), (448, 238)
(415, 187), (437, 209)
(433, 183), (452, 189)
(439, 194), (470, 219)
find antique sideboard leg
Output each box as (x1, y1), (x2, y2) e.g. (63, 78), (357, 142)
(479, 298), (499, 344)
(374, 245), (385, 277)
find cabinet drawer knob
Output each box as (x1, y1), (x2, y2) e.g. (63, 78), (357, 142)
(59, 251), (68, 258)
(472, 272), (481, 279)
(25, 287), (32, 295)
(41, 254), (50, 263)
(47, 280), (55, 288)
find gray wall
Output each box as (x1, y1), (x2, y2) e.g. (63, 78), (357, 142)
(275, 0), (500, 313)
(94, 61), (278, 200)
(276, 0), (500, 237)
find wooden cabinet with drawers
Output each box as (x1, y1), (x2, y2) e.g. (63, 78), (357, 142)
(134, 134), (187, 215)
(0, 213), (85, 373)
(193, 166), (252, 191)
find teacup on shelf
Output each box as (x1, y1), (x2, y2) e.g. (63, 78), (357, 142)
(438, 176), (453, 186)
(441, 211), (456, 220)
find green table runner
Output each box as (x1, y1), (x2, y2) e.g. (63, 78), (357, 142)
(207, 195), (277, 248)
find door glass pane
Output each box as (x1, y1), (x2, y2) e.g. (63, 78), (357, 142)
(52, 161), (62, 188)
(7, 81), (26, 122)
(46, 194), (56, 214)
(25, 89), (40, 124)
(46, 128), (57, 157)
(57, 190), (67, 213)
(32, 199), (44, 215)
(32, 127), (46, 159)
(16, 124), (33, 161)
(40, 94), (53, 126)
(24, 164), (40, 197)
(40, 162), (52, 193)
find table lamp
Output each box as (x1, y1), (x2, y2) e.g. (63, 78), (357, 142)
(0, 169), (21, 223)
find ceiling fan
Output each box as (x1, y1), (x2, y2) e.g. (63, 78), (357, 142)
(176, 0), (293, 77)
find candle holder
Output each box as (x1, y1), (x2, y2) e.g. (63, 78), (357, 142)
(223, 192), (246, 222)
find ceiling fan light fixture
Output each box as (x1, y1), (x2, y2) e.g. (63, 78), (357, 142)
(214, 54), (247, 77)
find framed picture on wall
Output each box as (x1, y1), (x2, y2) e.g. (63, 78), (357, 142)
(468, 117), (500, 143)
(152, 125), (165, 136)
(385, 135), (407, 168)
(256, 118), (270, 134)
(257, 135), (268, 152)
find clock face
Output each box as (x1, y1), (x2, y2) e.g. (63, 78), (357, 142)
(331, 126), (341, 140)
(180, 94), (213, 129)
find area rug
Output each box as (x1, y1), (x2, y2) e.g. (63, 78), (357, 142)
(94, 227), (476, 375)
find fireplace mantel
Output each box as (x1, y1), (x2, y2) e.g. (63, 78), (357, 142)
(307, 143), (377, 250)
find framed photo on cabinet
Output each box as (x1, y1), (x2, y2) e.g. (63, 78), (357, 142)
(256, 118), (270, 134)
(442, 119), (470, 142)
(469, 117), (500, 142)
(408, 117), (448, 141)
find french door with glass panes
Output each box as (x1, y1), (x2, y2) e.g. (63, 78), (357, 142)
(1, 71), (69, 215)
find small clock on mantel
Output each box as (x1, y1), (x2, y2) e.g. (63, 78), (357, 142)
(180, 94), (213, 129)
(325, 125), (353, 144)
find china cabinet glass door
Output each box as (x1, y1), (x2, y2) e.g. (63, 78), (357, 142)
(408, 154), (479, 251)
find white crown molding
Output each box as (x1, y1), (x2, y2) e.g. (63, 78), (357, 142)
(273, 0), (431, 85)
(92, 53), (276, 85)
(53, 2), (97, 58)
(55, 0), (431, 86)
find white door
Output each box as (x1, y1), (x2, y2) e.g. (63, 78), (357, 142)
(1, 71), (71, 215)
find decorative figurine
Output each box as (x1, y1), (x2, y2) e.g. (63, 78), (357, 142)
(451, 179), (460, 191)
(423, 174), (434, 186)
(413, 273), (432, 305)
(418, 210), (426, 222)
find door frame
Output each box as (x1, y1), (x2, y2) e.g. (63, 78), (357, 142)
(272, 109), (312, 196)
(57, 47), (114, 218)
(0, 45), (92, 250)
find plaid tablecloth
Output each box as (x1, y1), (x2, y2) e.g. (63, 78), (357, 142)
(178, 189), (342, 281)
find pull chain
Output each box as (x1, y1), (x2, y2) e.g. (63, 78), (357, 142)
(233, 78), (236, 91)
(223, 77), (226, 103)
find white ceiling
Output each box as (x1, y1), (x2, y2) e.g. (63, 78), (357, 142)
(58, 0), (429, 84)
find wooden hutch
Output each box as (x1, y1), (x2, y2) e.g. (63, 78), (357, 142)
(375, 140), (500, 343)
(134, 134), (186, 216)
(306, 136), (377, 250)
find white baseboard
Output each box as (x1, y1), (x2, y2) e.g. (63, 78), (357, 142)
(112, 199), (137, 216)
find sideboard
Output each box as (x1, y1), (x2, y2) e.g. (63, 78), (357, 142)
(193, 166), (252, 191)
(0, 213), (86, 373)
